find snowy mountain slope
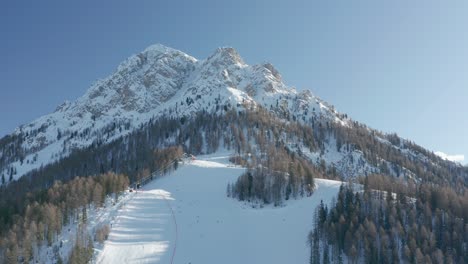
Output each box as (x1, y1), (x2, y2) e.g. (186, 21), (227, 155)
(2, 44), (464, 186)
(94, 153), (342, 264)
(1, 44), (344, 180)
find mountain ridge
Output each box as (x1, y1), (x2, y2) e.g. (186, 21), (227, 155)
(0, 44), (464, 186)
(1, 44), (345, 180)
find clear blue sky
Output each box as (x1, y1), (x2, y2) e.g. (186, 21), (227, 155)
(1, 0), (467, 163)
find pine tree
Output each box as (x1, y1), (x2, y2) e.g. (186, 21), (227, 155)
(310, 230), (320, 264)
(323, 244), (330, 264)
(23, 229), (33, 262)
(226, 183), (231, 197)
(5, 247), (17, 264)
(92, 184), (104, 207)
(81, 207), (87, 224)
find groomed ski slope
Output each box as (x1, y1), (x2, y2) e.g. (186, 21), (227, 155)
(95, 154), (342, 264)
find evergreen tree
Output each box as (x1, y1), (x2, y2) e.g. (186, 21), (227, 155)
(323, 243), (330, 264)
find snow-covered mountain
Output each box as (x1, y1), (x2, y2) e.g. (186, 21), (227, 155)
(1, 44), (466, 264)
(1, 44), (346, 180)
(2, 43), (465, 186)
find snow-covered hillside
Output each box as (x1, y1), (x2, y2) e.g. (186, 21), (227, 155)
(94, 154), (342, 264)
(3, 44), (461, 186)
(2, 44), (345, 180)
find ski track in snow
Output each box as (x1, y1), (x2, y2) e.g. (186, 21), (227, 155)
(95, 154), (342, 264)
(160, 190), (178, 264)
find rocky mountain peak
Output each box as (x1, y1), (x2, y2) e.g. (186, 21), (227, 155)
(204, 47), (245, 67)
(3, 44), (343, 180)
(262, 62), (282, 81)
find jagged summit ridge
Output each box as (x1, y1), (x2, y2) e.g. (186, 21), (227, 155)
(205, 47), (246, 67)
(5, 44), (342, 179)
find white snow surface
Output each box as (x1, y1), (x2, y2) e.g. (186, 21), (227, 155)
(95, 154), (342, 264)
(435, 151), (465, 163)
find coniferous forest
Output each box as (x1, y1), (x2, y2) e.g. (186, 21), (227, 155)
(310, 175), (467, 263)
(1, 172), (128, 264)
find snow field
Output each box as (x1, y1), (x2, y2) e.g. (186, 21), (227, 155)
(95, 154), (342, 264)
